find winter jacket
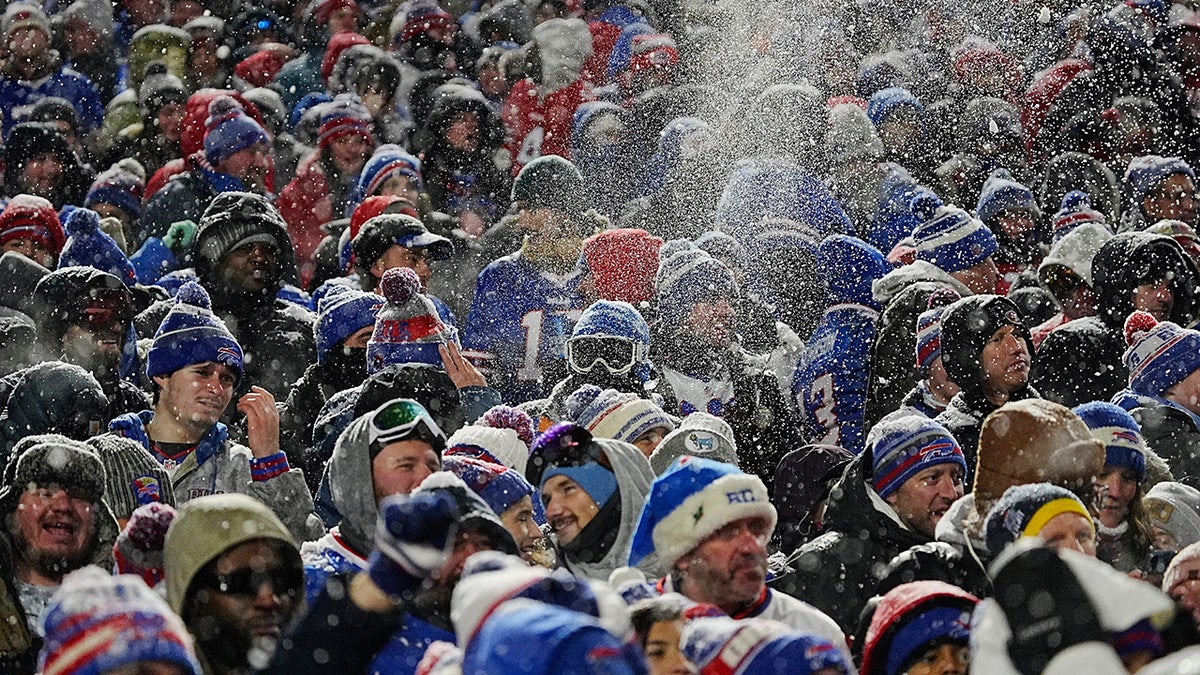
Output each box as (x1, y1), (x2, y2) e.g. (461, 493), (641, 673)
(1096, 520), (1150, 573)
(278, 152), (347, 284)
(103, 122), (181, 179)
(1033, 233), (1200, 407)
(877, 494), (993, 600)
(137, 156), (253, 251)
(2, 122), (94, 210)
(774, 453), (932, 633)
(0, 361), (110, 463)
(107, 411), (321, 542)
(884, 382), (949, 421)
(934, 386), (1039, 486)
(280, 356), (368, 481)
(0, 60), (104, 136)
(859, 580), (978, 675)
(1130, 396), (1200, 483)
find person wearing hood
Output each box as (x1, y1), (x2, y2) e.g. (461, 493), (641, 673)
(1032, 217), (1112, 349)
(108, 281), (319, 543)
(0, 434), (119, 671)
(2, 123), (93, 210)
(934, 294), (1038, 474)
(0, 3), (104, 138)
(778, 416), (967, 633)
(570, 100), (638, 220)
(975, 169), (1047, 295)
(880, 399), (1105, 599)
(794, 235), (892, 454)
(527, 422), (659, 580)
(0, 361), (110, 462)
(163, 493), (305, 675)
(138, 192), (316, 404)
(502, 17), (595, 174)
(1033, 231), (1200, 408)
(103, 61), (187, 180)
(859, 581), (978, 675)
(0, 194), (66, 270)
(54, 0), (119, 101)
(621, 455), (849, 659)
(1121, 155), (1199, 231)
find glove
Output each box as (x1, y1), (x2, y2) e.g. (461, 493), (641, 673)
(163, 220), (198, 255)
(368, 491), (462, 598)
(993, 544), (1105, 675)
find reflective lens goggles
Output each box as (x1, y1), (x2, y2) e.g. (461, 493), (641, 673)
(369, 398), (446, 449)
(564, 336), (645, 375)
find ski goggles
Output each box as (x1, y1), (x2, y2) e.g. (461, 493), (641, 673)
(564, 336), (646, 375)
(368, 398), (447, 451)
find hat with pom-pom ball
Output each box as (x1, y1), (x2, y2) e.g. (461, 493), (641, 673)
(445, 405), (537, 474)
(203, 95), (269, 165)
(58, 207), (138, 286)
(145, 281), (243, 381)
(911, 192), (998, 273)
(1122, 310), (1200, 397)
(366, 266), (456, 374)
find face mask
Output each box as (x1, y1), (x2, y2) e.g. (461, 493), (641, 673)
(322, 346), (369, 391)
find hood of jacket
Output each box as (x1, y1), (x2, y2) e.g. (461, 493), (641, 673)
(325, 411), (380, 554)
(0, 362), (109, 457)
(1091, 231), (1200, 330)
(872, 260), (971, 307)
(860, 579), (978, 675)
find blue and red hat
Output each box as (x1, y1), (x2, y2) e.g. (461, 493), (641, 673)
(868, 416), (966, 499)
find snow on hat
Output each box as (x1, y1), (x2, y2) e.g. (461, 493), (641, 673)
(355, 144), (423, 203)
(85, 159), (145, 220)
(649, 413), (738, 475)
(626, 33), (678, 79)
(443, 456), (536, 518)
(352, 213), (453, 271)
(145, 281), (243, 381)
(529, 423), (619, 508)
(939, 294), (1029, 393)
(868, 415), (966, 499)
(564, 385), (675, 445)
(397, 3), (455, 44)
(826, 102), (883, 161)
(1073, 401), (1147, 481)
(0, 194), (66, 253)
(629, 455), (776, 567)
(0, 435), (107, 514)
(655, 247), (739, 328)
(366, 266), (455, 374)
(911, 193), (998, 273)
(510, 155), (587, 215)
(60, 0), (115, 40)
(860, 581), (978, 675)
(58, 208), (138, 287)
(38, 567), (200, 675)
(1164, 541), (1200, 594)
(915, 287), (961, 372)
(3, 3), (49, 38)
(1122, 310), (1200, 397)
(203, 95), (269, 165)
(984, 483), (1093, 555)
(571, 300), (651, 344)
(138, 61), (186, 113)
(87, 435), (174, 524)
(867, 86), (923, 127)
(680, 616), (850, 675)
(194, 191), (288, 275)
(1039, 221), (1112, 288)
(314, 284), (383, 364)
(446, 406), (536, 475)
(1125, 155), (1196, 207)
(1146, 482), (1200, 549)
(580, 229), (664, 306)
(975, 168), (1038, 223)
(1051, 190), (1110, 242)
(318, 93), (374, 149)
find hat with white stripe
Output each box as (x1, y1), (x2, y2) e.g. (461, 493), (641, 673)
(911, 193), (998, 273)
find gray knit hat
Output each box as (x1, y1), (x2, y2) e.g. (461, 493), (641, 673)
(1146, 482), (1200, 549)
(87, 435), (176, 522)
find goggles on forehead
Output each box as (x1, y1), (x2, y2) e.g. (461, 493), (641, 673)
(369, 398), (446, 449)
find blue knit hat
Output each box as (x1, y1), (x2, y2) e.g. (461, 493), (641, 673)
(1125, 155), (1196, 207)
(629, 455), (776, 567)
(314, 284), (384, 364)
(975, 168), (1038, 224)
(145, 281), (243, 381)
(1073, 401), (1147, 481)
(868, 416), (966, 499)
(911, 193), (998, 273)
(84, 159), (145, 220)
(880, 604), (972, 675)
(680, 617), (850, 675)
(541, 459), (617, 509)
(1123, 310), (1200, 398)
(867, 86), (923, 127)
(571, 300), (650, 344)
(58, 208), (138, 287)
(353, 144), (423, 204)
(655, 247), (739, 328)
(984, 483), (1093, 555)
(204, 95), (270, 165)
(1051, 190), (1110, 242)
(915, 288), (961, 371)
(443, 455), (538, 519)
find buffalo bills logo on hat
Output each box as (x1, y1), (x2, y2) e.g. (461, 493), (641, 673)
(971, 243), (983, 257)
(919, 439), (959, 460)
(1112, 429), (1140, 444)
(216, 346), (241, 367)
(132, 475), (162, 505)
(805, 641), (836, 659)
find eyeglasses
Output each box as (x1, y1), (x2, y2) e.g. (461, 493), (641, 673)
(200, 565), (301, 597)
(564, 336), (645, 375)
(369, 398), (446, 448)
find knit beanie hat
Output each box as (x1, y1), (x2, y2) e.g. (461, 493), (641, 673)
(975, 169), (1039, 223)
(1073, 401), (1147, 481)
(680, 617), (850, 675)
(112, 502), (176, 587)
(318, 93), (374, 149)
(58, 208), (138, 287)
(366, 266), (456, 374)
(629, 455), (776, 567)
(85, 159), (145, 221)
(145, 281), (243, 381)
(0, 435), (106, 514)
(571, 300), (651, 344)
(511, 155), (587, 216)
(1122, 310), (1200, 397)
(1165, 541), (1200, 594)
(314, 284), (383, 364)
(867, 86), (923, 127)
(649, 413), (738, 475)
(203, 95), (270, 165)
(528, 423), (619, 507)
(826, 103), (884, 161)
(355, 144), (423, 202)
(867, 415), (967, 499)
(443, 456), (537, 518)
(915, 287), (961, 372)
(60, 0), (115, 40)
(984, 483), (1094, 554)
(580, 229), (664, 306)
(193, 191), (290, 279)
(0, 194), (66, 253)
(352, 213), (454, 271)
(1145, 482), (1200, 549)
(38, 566), (200, 675)
(938, 294), (1030, 393)
(1125, 155), (1197, 207)
(1050, 191), (1110, 242)
(564, 385), (675, 445)
(3, 3), (50, 38)
(911, 193), (998, 273)
(446, 405), (537, 474)
(655, 247), (740, 328)
(139, 61), (187, 113)
(86, 435), (175, 523)
(860, 581), (979, 675)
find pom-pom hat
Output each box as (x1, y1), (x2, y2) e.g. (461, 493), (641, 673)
(58, 208), (138, 286)
(445, 405), (536, 474)
(145, 282), (243, 381)
(366, 267), (456, 374)
(1122, 310), (1200, 397)
(911, 193), (998, 273)
(203, 96), (270, 165)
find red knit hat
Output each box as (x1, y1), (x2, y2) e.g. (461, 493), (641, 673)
(0, 194), (65, 253)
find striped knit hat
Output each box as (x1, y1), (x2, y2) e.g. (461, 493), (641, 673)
(203, 96), (269, 165)
(355, 144), (423, 201)
(1073, 401), (1147, 481)
(318, 93), (374, 149)
(915, 287), (962, 372)
(911, 193), (998, 273)
(984, 483), (1093, 554)
(1122, 310), (1200, 398)
(366, 266), (455, 374)
(1051, 190), (1110, 242)
(564, 385), (675, 446)
(868, 416), (966, 499)
(145, 282), (243, 381)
